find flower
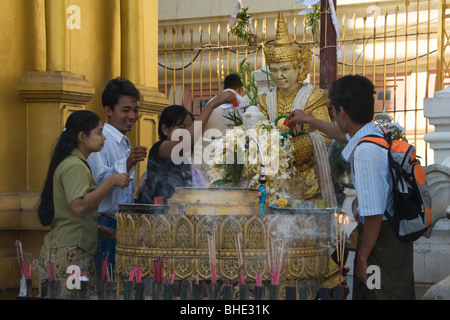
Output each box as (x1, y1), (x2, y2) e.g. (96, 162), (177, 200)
(277, 198), (288, 207)
(382, 122), (407, 141)
(205, 119), (295, 206)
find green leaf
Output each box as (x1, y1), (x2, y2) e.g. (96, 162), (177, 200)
(212, 179), (232, 186)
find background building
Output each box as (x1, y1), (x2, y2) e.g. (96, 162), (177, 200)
(0, 0), (168, 298)
(158, 0), (450, 166)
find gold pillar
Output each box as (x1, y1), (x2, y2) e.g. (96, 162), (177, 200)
(20, 0), (95, 191)
(120, 0), (169, 180)
(30, 0), (46, 71)
(120, 0), (144, 83)
(436, 0), (449, 92)
(16, 0), (95, 238)
(20, 72), (95, 191)
(0, 0), (95, 296)
(45, 0), (69, 71)
(108, 0), (122, 79)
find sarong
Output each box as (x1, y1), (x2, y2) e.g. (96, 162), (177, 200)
(353, 221), (416, 300)
(38, 246), (97, 297)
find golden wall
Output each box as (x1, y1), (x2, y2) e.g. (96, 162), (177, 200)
(0, 0), (168, 296)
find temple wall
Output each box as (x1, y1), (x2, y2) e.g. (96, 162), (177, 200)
(0, 0), (168, 296)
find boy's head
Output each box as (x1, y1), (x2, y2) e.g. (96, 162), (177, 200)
(329, 75), (375, 126)
(224, 73), (244, 97)
(102, 77), (141, 134)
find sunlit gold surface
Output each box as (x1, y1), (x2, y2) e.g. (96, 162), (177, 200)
(115, 188), (333, 299)
(258, 89), (332, 200)
(169, 187), (260, 215)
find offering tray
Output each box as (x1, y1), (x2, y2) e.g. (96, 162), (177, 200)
(118, 203), (170, 214)
(269, 207), (335, 215)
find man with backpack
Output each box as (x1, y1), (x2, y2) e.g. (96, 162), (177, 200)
(287, 75), (417, 299)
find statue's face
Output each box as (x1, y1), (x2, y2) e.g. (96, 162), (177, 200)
(268, 61), (299, 94)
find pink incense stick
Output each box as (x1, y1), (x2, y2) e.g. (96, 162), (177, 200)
(238, 268), (245, 285)
(128, 267), (135, 282)
(211, 264), (216, 284)
(46, 262), (55, 280)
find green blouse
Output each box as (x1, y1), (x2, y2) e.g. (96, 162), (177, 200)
(43, 149), (98, 255)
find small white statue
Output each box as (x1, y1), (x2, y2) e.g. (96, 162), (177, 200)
(242, 105), (265, 131)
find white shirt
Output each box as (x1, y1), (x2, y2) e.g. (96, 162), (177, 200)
(342, 122), (394, 223)
(87, 123), (135, 218)
(203, 89), (243, 135)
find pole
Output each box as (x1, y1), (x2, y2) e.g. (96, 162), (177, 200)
(320, 0), (337, 93)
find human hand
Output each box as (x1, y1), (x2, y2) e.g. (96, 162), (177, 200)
(254, 190), (266, 199)
(127, 146), (148, 169)
(214, 90), (238, 107)
(355, 256), (368, 285)
(98, 224), (116, 241)
(286, 110), (311, 126)
(109, 173), (131, 189)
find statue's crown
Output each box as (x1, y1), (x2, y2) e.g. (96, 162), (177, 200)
(264, 12), (301, 64)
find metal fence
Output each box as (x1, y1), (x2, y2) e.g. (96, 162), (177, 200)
(158, 0), (450, 165)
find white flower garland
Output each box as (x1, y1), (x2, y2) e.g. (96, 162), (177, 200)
(205, 119), (296, 206)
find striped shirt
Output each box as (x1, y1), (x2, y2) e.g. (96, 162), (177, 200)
(87, 123), (135, 218)
(342, 122), (394, 223)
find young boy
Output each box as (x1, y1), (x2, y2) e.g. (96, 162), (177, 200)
(87, 77), (148, 277)
(288, 75), (415, 300)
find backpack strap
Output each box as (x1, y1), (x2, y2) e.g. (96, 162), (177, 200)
(356, 126), (393, 149)
(356, 127), (396, 222)
(356, 134), (390, 149)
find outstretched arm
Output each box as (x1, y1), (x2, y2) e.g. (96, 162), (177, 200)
(287, 109), (347, 142)
(158, 90), (237, 160)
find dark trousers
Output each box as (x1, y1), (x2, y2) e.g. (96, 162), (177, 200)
(353, 221), (416, 300)
(95, 216), (117, 280)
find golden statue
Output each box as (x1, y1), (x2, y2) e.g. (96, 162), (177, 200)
(258, 12), (334, 202)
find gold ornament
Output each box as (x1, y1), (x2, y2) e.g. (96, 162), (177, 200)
(263, 12), (312, 82)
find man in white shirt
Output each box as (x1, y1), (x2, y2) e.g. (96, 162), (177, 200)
(287, 75), (415, 300)
(203, 73), (246, 135)
(87, 77), (148, 277)
(197, 74), (246, 170)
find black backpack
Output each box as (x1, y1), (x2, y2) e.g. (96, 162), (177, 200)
(357, 126), (432, 242)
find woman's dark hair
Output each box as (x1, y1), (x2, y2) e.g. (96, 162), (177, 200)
(102, 77), (141, 110)
(158, 105), (195, 140)
(37, 110), (101, 226)
(329, 75), (375, 124)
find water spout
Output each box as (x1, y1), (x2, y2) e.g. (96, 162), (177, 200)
(245, 136), (266, 183)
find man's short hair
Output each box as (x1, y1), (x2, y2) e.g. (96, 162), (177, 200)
(329, 75), (375, 124)
(224, 73), (243, 90)
(102, 77), (141, 110)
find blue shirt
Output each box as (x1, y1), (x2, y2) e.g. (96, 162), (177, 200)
(87, 123), (135, 218)
(342, 122), (394, 223)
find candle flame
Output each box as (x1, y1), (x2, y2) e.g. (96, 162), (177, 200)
(338, 213), (343, 224)
(344, 216), (349, 225)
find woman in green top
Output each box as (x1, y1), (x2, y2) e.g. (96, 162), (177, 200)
(38, 110), (130, 297)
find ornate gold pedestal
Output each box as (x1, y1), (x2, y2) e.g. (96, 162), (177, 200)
(115, 188), (332, 299)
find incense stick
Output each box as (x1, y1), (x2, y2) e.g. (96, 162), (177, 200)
(207, 230), (217, 284)
(266, 236), (284, 285)
(336, 213), (349, 286)
(235, 233), (245, 285)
